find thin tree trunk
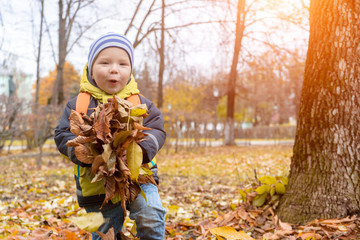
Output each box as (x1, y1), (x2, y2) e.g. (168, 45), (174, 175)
(53, 0), (66, 105)
(35, 0), (44, 112)
(175, 120), (179, 153)
(53, 60), (65, 104)
(157, 0), (165, 108)
(37, 145), (43, 169)
(278, 0), (360, 224)
(225, 0), (245, 146)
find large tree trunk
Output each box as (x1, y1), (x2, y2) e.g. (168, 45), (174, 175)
(224, 0), (245, 146)
(278, 0), (360, 224)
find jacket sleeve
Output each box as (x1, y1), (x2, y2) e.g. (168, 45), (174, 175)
(138, 98), (166, 163)
(54, 98), (91, 167)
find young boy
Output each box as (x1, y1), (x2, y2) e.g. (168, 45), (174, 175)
(54, 32), (167, 240)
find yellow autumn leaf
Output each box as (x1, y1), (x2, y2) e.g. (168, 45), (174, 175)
(280, 176), (289, 185)
(252, 193), (267, 207)
(126, 141), (143, 180)
(209, 226), (255, 240)
(113, 130), (131, 148)
(167, 205), (180, 214)
(275, 182), (286, 194)
(258, 176), (277, 185)
(130, 221), (137, 237)
(140, 167), (153, 176)
(130, 108), (147, 117)
(65, 210), (75, 217)
(255, 184), (270, 195)
(69, 212), (104, 232)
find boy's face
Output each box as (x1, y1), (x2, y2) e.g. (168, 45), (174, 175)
(91, 47), (132, 95)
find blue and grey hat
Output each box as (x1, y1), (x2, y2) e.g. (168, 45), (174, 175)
(87, 32), (134, 76)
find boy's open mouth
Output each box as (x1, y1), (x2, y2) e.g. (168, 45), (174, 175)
(109, 80), (118, 83)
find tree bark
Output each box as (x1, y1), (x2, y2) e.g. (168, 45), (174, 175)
(225, 0), (245, 145)
(278, 0), (360, 224)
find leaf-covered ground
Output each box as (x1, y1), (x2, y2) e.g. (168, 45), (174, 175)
(1, 145), (359, 239)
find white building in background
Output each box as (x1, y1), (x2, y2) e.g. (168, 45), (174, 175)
(0, 67), (33, 104)
(0, 72), (14, 96)
(15, 74), (33, 103)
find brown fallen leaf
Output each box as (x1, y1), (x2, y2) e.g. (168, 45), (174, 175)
(74, 144), (94, 164)
(298, 232), (322, 240)
(97, 227), (114, 240)
(133, 122), (151, 131)
(277, 219), (293, 231)
(69, 110), (85, 136)
(91, 155), (106, 175)
(209, 226), (255, 240)
(67, 135), (95, 146)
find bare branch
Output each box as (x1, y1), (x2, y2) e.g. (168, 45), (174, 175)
(275, 15), (309, 31)
(133, 0), (157, 47)
(159, 20), (231, 31)
(65, 1), (81, 49)
(124, 0), (144, 35)
(246, 35), (295, 55)
(243, 16), (279, 28)
(43, 16), (57, 65)
(134, 26), (157, 49)
(66, 16), (107, 55)
(300, 0), (310, 12)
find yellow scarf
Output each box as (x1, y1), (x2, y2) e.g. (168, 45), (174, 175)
(79, 63), (140, 103)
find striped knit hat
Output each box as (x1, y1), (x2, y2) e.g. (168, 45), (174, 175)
(87, 32), (134, 76)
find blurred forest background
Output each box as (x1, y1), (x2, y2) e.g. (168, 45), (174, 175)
(0, 0), (309, 156)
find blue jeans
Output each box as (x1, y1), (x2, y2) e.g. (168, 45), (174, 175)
(85, 183), (166, 240)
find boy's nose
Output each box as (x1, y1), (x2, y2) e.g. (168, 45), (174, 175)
(109, 64), (119, 73)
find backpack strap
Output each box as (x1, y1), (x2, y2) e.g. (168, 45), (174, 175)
(126, 94), (141, 106)
(76, 92), (91, 115)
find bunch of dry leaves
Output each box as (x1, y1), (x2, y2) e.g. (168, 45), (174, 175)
(66, 96), (156, 214)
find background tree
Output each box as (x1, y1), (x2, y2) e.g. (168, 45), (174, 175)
(225, 0), (246, 145)
(51, 0), (95, 105)
(37, 62), (79, 105)
(278, 0), (360, 223)
(123, 0), (225, 108)
(210, 0), (307, 145)
(157, 0), (165, 108)
(34, 0), (44, 113)
(135, 63), (156, 101)
(0, 95), (23, 153)
(163, 80), (207, 150)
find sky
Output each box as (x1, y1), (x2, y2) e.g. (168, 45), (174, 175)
(0, 0), (310, 85)
(1, 0), (220, 77)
